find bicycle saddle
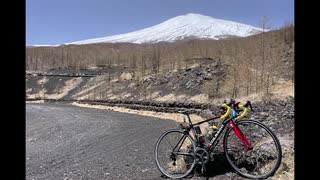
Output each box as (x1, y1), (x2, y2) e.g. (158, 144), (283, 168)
(178, 110), (190, 115)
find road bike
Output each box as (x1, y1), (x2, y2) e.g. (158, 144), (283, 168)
(154, 99), (282, 179)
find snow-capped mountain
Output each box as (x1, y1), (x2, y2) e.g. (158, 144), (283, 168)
(26, 44), (59, 47)
(67, 13), (264, 45)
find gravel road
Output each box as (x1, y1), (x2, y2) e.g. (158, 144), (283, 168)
(26, 103), (245, 180)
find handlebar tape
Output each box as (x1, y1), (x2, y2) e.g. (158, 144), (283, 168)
(221, 103), (231, 120)
(237, 103), (248, 119)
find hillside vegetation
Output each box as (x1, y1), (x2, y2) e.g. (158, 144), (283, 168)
(26, 24), (294, 102)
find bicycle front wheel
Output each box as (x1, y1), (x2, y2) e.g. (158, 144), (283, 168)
(223, 120), (282, 179)
(155, 129), (196, 179)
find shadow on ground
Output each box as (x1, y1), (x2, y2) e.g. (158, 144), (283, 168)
(205, 153), (234, 176)
(160, 153), (236, 179)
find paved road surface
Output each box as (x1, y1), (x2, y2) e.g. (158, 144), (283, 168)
(26, 103), (243, 180)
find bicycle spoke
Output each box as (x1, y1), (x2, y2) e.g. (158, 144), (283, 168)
(164, 136), (174, 149)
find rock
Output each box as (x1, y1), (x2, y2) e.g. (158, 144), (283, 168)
(226, 172), (235, 178)
(266, 116), (273, 121)
(196, 72), (202, 76)
(204, 73), (213, 80)
(120, 72), (133, 80)
(259, 112), (269, 116)
(28, 138), (35, 142)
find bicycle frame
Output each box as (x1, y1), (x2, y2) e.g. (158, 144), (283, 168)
(183, 112), (252, 152)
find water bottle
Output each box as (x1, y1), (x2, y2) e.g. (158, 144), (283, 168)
(194, 126), (205, 144)
(205, 122), (218, 141)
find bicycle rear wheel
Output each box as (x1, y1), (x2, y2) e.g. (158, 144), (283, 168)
(155, 129), (196, 179)
(223, 120), (282, 179)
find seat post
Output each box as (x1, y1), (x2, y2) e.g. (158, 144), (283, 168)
(186, 114), (192, 125)
(179, 110), (193, 125)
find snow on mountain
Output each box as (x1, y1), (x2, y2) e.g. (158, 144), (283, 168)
(66, 13), (264, 45)
(26, 44), (60, 47)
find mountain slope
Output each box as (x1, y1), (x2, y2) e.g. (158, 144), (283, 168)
(66, 13), (264, 45)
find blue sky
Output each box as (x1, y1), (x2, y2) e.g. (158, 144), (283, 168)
(26, 0), (294, 45)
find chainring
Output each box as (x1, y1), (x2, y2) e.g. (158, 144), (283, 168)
(194, 147), (210, 165)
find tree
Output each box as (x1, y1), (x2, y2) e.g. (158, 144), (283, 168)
(151, 45), (161, 74)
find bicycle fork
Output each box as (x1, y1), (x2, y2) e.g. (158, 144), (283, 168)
(228, 121), (252, 149)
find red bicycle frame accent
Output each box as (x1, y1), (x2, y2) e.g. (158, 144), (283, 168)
(228, 121), (252, 149)
(184, 112), (253, 150)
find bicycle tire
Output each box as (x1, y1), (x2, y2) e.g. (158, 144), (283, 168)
(154, 129), (196, 179)
(223, 120), (282, 179)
